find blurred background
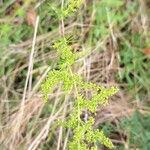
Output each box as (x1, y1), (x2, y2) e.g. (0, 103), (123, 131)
(0, 0), (150, 149)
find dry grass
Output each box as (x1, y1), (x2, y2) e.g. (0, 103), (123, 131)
(0, 0), (150, 149)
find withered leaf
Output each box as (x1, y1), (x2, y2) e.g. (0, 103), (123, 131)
(26, 9), (37, 27)
(143, 48), (150, 55)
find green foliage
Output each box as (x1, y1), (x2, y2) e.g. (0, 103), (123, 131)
(0, 23), (33, 78)
(0, 24), (12, 49)
(88, 0), (138, 46)
(61, 0), (83, 18)
(41, 69), (82, 101)
(99, 111), (150, 150)
(118, 33), (150, 100)
(53, 38), (77, 67)
(63, 86), (117, 150)
(49, 0), (83, 19)
(102, 0), (124, 7)
(41, 1), (119, 149)
(87, 0), (149, 102)
(88, 0), (124, 45)
(41, 37), (118, 149)
(0, 0), (149, 149)
(121, 111), (150, 149)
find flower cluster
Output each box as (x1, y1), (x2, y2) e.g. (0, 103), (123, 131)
(41, 1), (119, 149)
(62, 0), (84, 17)
(64, 87), (118, 150)
(41, 38), (118, 149)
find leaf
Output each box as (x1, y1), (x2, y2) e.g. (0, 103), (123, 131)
(26, 8), (37, 27)
(101, 0), (124, 7)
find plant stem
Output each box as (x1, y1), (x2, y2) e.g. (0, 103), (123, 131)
(68, 66), (80, 150)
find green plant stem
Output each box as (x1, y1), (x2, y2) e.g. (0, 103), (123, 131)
(68, 66), (80, 150)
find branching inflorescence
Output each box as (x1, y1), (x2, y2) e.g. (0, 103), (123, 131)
(41, 38), (118, 150)
(41, 1), (118, 150)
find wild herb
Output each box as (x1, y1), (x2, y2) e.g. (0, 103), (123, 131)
(41, 38), (118, 150)
(41, 1), (118, 149)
